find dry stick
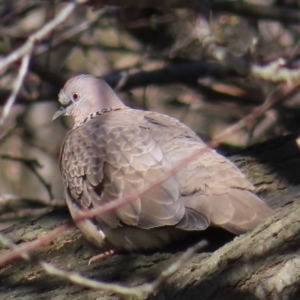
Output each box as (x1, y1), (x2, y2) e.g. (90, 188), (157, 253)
(0, 81), (296, 267)
(41, 240), (208, 299)
(0, 0), (87, 73)
(0, 194), (64, 220)
(34, 21), (92, 56)
(0, 0), (88, 132)
(0, 229), (207, 299)
(0, 221), (72, 266)
(0, 232), (31, 261)
(34, 9), (104, 57)
(210, 86), (282, 147)
(0, 53), (30, 127)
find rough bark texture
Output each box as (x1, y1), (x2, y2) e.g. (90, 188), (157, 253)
(1, 134), (300, 300)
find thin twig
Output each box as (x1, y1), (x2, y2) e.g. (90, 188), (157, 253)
(40, 239), (208, 299)
(0, 229), (207, 299)
(0, 193), (64, 215)
(0, 232), (31, 261)
(0, 53), (30, 127)
(35, 21), (91, 56)
(0, 221), (73, 266)
(0, 0), (88, 74)
(34, 9), (104, 56)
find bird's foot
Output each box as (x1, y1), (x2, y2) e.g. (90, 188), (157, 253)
(88, 249), (115, 264)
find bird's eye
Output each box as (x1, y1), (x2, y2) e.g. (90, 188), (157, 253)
(72, 92), (80, 101)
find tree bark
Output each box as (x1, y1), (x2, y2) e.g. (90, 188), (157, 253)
(1, 134), (300, 300)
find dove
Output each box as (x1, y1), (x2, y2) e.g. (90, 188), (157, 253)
(53, 74), (273, 253)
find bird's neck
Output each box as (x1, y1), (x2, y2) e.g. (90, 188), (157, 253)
(73, 106), (129, 129)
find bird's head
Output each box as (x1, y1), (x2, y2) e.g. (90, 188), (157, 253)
(52, 74), (125, 124)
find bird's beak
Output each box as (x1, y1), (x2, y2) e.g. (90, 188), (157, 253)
(52, 106), (68, 121)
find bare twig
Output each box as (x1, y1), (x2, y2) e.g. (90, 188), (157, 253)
(0, 220), (73, 266)
(0, 53), (30, 127)
(0, 228), (207, 299)
(0, 193), (64, 215)
(0, 232), (31, 261)
(0, 0), (88, 74)
(40, 239), (208, 299)
(34, 7), (105, 56)
(35, 21), (92, 56)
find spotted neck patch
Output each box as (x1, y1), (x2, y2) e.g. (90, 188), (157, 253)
(73, 106), (128, 129)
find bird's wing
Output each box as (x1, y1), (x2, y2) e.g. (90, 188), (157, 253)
(144, 111), (273, 234)
(60, 112), (209, 230)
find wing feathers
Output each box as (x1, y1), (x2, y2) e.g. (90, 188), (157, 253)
(61, 109), (273, 243)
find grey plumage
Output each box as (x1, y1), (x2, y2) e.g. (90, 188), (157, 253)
(53, 74), (273, 251)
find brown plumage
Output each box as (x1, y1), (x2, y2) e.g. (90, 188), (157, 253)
(53, 74), (273, 252)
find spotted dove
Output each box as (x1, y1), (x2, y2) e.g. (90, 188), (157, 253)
(53, 74), (273, 252)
